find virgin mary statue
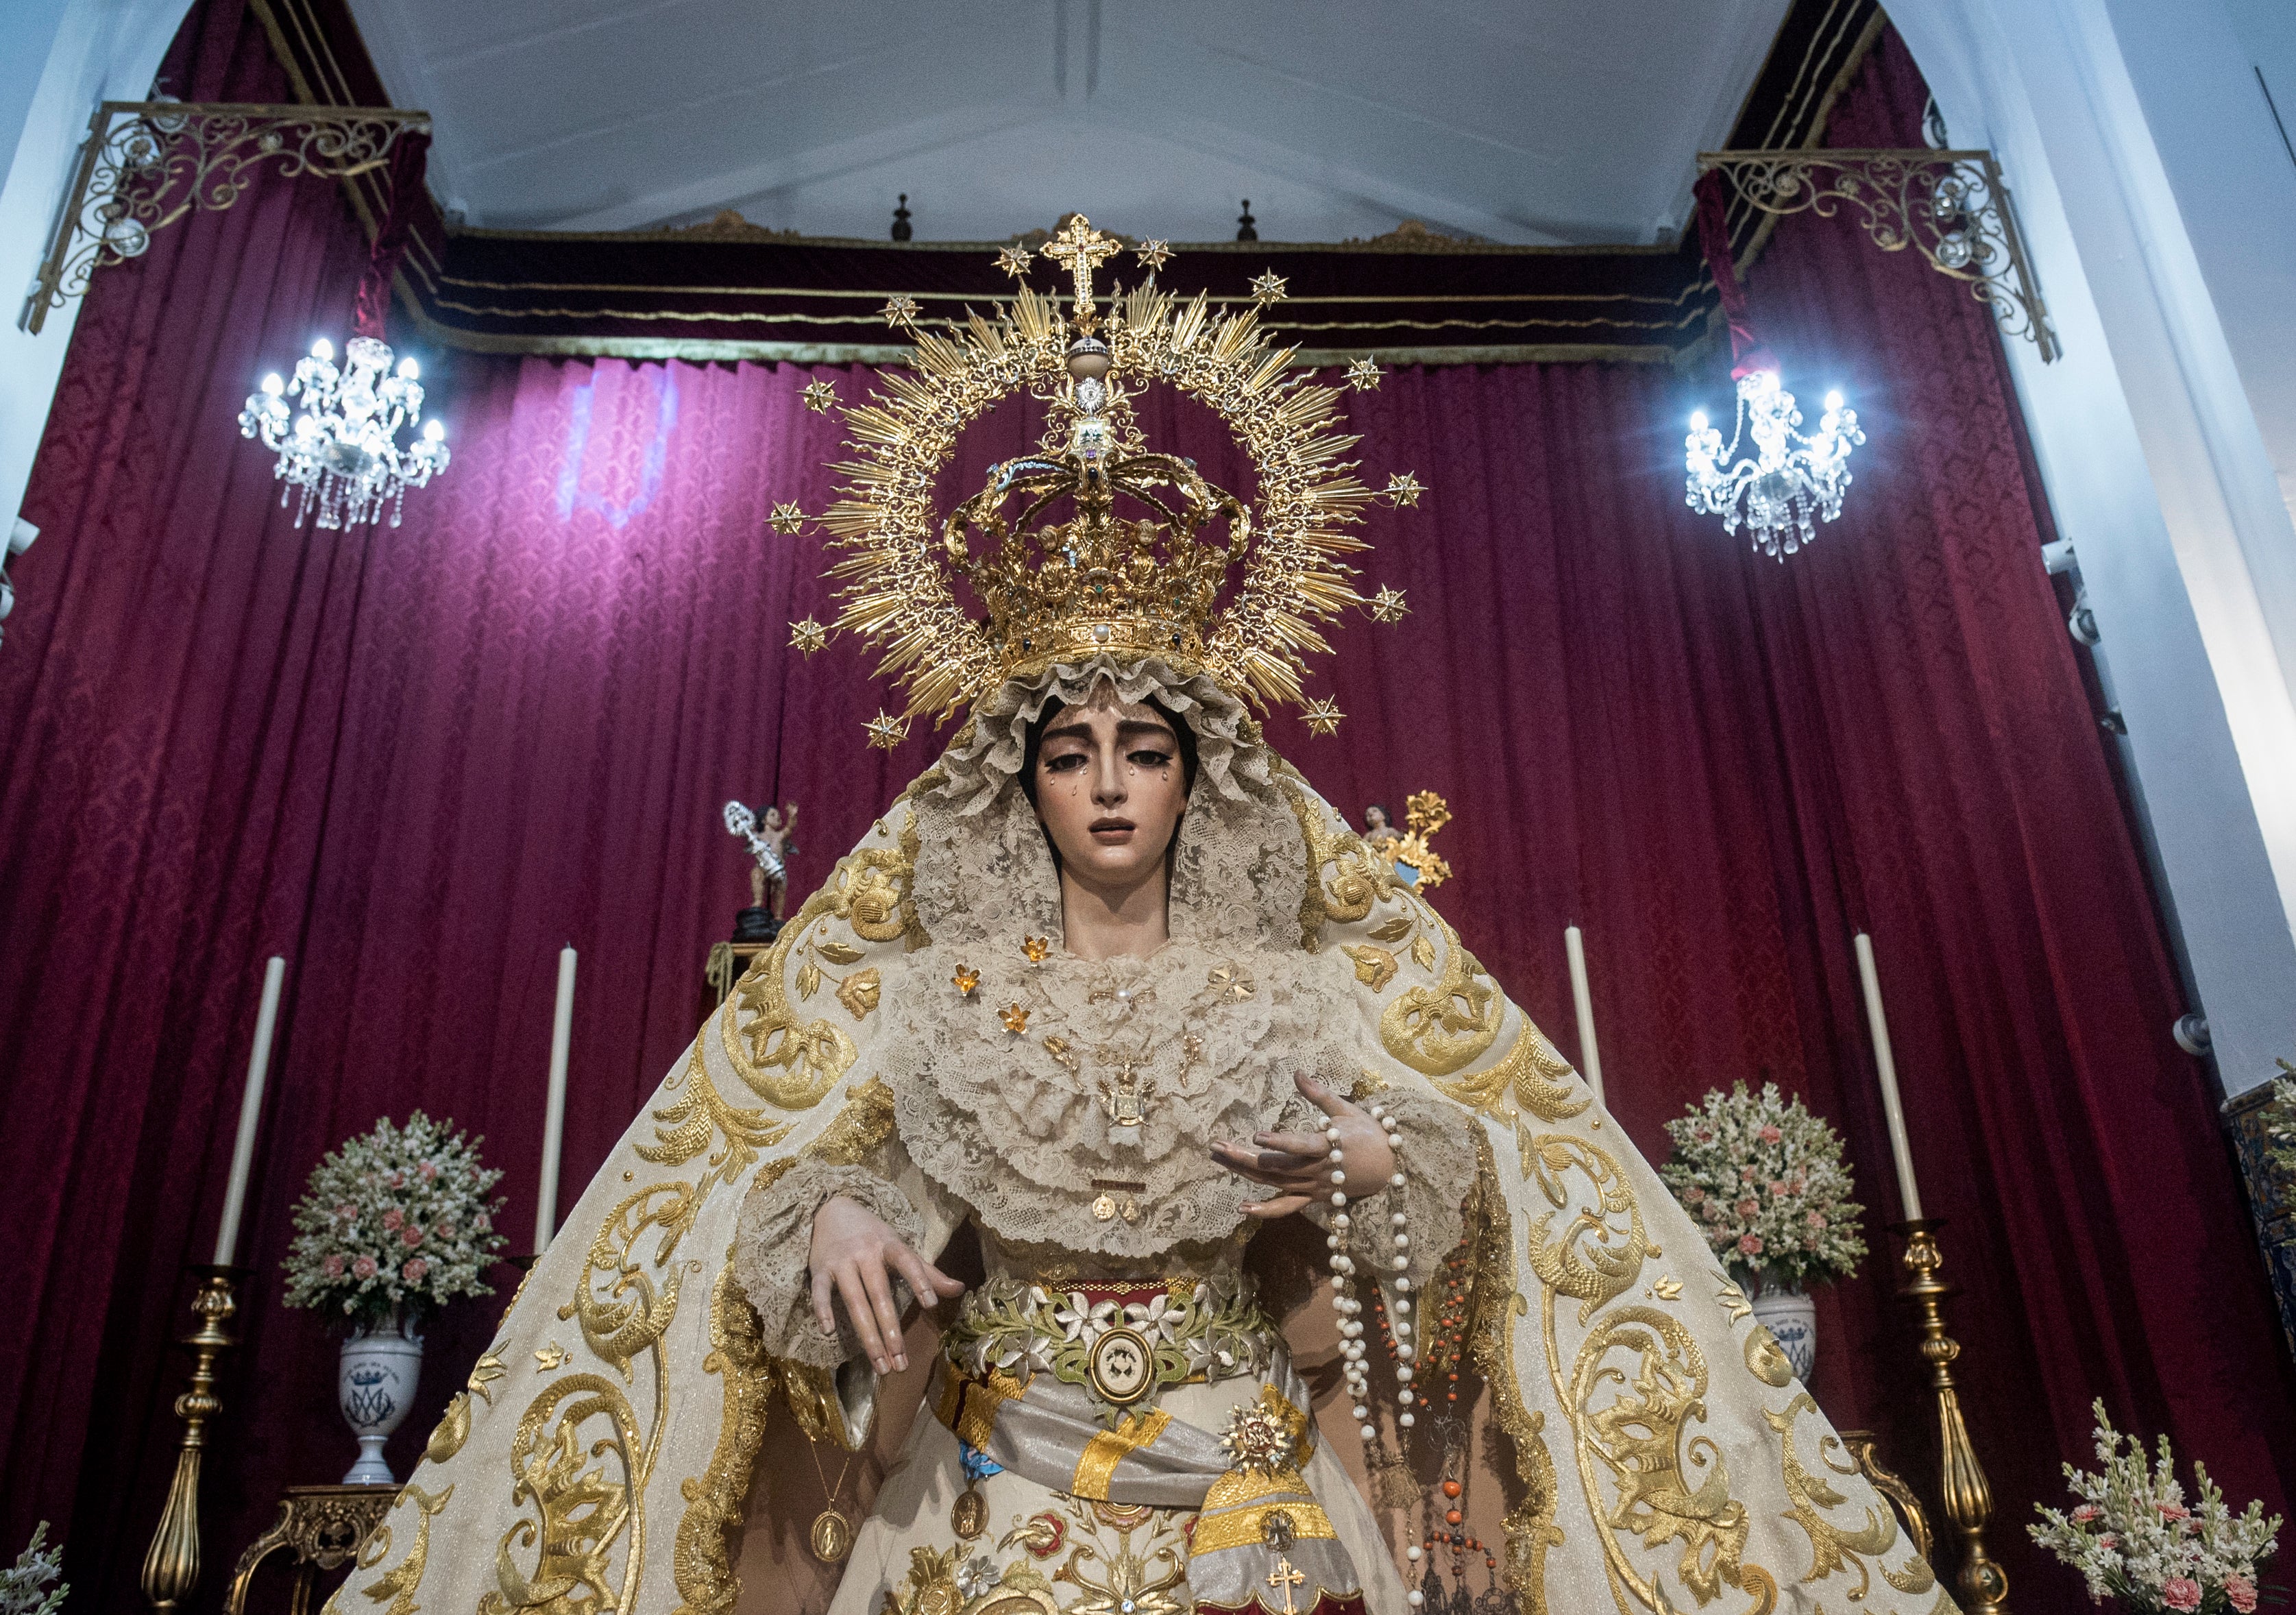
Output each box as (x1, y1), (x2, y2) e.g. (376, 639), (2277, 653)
(331, 220), (1948, 1615)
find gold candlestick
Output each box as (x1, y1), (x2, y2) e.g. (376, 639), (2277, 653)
(141, 1266), (245, 1613)
(1892, 1219), (2009, 1615)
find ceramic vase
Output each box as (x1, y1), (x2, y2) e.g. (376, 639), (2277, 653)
(1749, 1277), (1818, 1382)
(338, 1311), (424, 1483)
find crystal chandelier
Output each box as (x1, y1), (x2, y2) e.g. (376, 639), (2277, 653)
(239, 335), (449, 529)
(1683, 369), (1861, 560)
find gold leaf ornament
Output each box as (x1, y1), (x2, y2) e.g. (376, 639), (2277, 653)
(795, 956), (822, 999)
(1409, 932), (1437, 971)
(1343, 945), (1398, 992)
(816, 940), (866, 964)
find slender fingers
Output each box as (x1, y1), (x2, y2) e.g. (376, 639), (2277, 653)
(833, 1261), (890, 1370)
(891, 1246), (955, 1313)
(857, 1252), (908, 1373)
(1241, 1192), (1312, 1220)
(811, 1265), (838, 1335)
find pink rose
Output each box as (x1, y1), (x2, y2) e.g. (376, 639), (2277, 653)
(1768, 1180), (1791, 1197)
(400, 1224), (424, 1248)
(2071, 1505), (2100, 1524)
(1683, 1188), (1705, 1205)
(389, 1169), (407, 1189)
(1806, 1211), (1828, 1229)
(352, 1255), (378, 1279)
(2226, 1577), (2258, 1614)
(2162, 1579), (2201, 1612)
(334, 1202), (357, 1220)
(323, 1253), (346, 1278)
(1695, 1128), (1714, 1144)
(435, 1222), (454, 1241)
(474, 1213), (491, 1233)
(1736, 1198), (1761, 1219)
(381, 1208), (404, 1232)
(1758, 1124), (1783, 1144)
(418, 1161), (438, 1180)
(1740, 1166), (1758, 1182)
(401, 1258), (429, 1284)
(2158, 1504), (2190, 1521)
(1702, 1202), (1724, 1223)
(1737, 1234), (1764, 1257)
(2098, 1533), (2120, 1550)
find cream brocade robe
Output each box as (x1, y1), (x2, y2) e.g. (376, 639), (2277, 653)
(326, 662), (1949, 1615)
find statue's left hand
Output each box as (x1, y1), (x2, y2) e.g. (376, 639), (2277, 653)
(1212, 1072), (1396, 1219)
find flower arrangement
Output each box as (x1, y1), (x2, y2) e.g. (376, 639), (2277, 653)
(2262, 1061), (2296, 1180)
(2031, 1400), (2280, 1614)
(1661, 1080), (1868, 1288)
(2, 1525), (66, 1615)
(282, 1111), (509, 1330)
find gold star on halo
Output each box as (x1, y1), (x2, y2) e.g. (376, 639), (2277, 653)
(1345, 356), (1383, 391)
(1135, 239), (1173, 271)
(801, 378), (838, 413)
(881, 294), (920, 328)
(994, 242), (1034, 279)
(1369, 586), (1409, 622)
(864, 710), (910, 750)
(1302, 697), (1344, 736)
(770, 501), (807, 535)
(1249, 270), (1289, 305)
(789, 617), (827, 655)
(1383, 470), (1425, 509)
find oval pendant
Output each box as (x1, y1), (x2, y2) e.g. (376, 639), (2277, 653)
(809, 1507), (854, 1564)
(1086, 1324), (1156, 1406)
(951, 1485), (988, 1541)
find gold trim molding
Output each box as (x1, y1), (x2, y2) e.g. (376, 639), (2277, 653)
(1698, 147), (2060, 361)
(21, 100), (431, 334)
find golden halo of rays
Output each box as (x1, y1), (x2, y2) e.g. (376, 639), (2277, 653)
(821, 278), (1402, 723)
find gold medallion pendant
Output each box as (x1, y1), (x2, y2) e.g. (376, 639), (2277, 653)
(810, 1506), (854, 1563)
(1086, 1324), (1156, 1407)
(951, 1483), (988, 1540)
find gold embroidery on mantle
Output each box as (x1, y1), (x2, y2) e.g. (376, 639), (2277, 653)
(1379, 909), (1502, 1076)
(483, 1368), (657, 1615)
(562, 1182), (694, 1375)
(1520, 1132), (1648, 1321)
(1463, 1135), (1561, 1615)
(340, 1482), (449, 1615)
(1433, 1023), (1590, 1123)
(670, 1265), (779, 1615)
(1764, 1392), (1933, 1599)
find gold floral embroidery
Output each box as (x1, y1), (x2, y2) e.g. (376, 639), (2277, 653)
(668, 1266), (779, 1615)
(347, 1482), (450, 1615)
(835, 967), (881, 1020)
(806, 1077), (899, 1167)
(1765, 1392), (1933, 1598)
(1432, 1022), (1589, 1123)
(483, 1372), (653, 1615)
(1343, 945), (1398, 991)
(1379, 909), (1503, 1076)
(1463, 1139), (1562, 1615)
(1519, 1132), (1649, 1319)
(561, 1182), (694, 1376)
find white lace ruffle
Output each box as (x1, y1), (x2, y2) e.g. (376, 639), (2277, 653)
(731, 1158), (928, 1367)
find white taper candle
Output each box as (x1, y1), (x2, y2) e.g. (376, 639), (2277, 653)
(213, 955), (286, 1267)
(1564, 925), (1604, 1106)
(535, 945), (577, 1254)
(1853, 932), (1923, 1220)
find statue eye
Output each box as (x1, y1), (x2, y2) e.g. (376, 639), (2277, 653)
(1129, 748), (1172, 768)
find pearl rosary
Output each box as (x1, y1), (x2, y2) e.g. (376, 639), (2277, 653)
(1326, 1102), (1426, 1603)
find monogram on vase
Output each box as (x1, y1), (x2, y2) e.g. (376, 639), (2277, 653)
(1747, 1272), (1818, 1381)
(338, 1309), (426, 1483)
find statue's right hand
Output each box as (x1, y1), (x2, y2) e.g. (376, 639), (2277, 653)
(808, 1195), (966, 1376)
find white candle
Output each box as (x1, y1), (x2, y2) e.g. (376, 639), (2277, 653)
(213, 956), (286, 1267)
(1854, 932), (1924, 1220)
(535, 945), (577, 1254)
(1564, 925), (1604, 1107)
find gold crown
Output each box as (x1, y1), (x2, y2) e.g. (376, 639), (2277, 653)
(800, 216), (1421, 733)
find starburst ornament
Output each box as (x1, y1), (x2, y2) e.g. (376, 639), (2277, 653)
(1381, 472), (1424, 509)
(1302, 698), (1344, 736)
(1369, 587), (1408, 622)
(1135, 239), (1172, 271)
(1249, 271), (1289, 305)
(1683, 368), (1864, 560)
(238, 336), (450, 529)
(864, 709), (910, 749)
(1344, 356), (1382, 391)
(770, 501), (807, 535)
(790, 618), (827, 655)
(802, 379), (838, 413)
(881, 295), (920, 328)
(1219, 1397), (1299, 1477)
(995, 243), (1035, 279)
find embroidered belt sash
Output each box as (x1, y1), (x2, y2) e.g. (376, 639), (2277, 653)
(926, 1359), (1361, 1614)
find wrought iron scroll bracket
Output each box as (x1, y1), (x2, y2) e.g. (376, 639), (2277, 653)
(21, 100), (431, 335)
(1698, 147), (2060, 363)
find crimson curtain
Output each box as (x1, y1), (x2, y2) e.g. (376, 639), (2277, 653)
(2, 11), (2288, 1610)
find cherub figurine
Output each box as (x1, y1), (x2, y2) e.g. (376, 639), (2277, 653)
(1361, 802), (1402, 853)
(722, 800), (800, 938)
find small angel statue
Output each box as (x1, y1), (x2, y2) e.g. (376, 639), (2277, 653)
(722, 800), (798, 940)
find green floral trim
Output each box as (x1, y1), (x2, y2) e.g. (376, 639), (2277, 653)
(942, 1276), (1275, 1425)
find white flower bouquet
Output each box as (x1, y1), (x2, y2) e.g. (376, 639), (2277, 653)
(2031, 1400), (2280, 1614)
(282, 1111), (509, 1329)
(1661, 1080), (1868, 1288)
(2, 1525), (66, 1615)
(2263, 1062), (2296, 1179)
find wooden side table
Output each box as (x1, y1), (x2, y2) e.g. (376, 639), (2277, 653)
(225, 1485), (396, 1615)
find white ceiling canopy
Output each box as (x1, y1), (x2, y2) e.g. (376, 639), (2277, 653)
(346, 0), (1791, 245)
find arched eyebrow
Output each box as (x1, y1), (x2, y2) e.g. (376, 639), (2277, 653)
(1038, 715), (1177, 747)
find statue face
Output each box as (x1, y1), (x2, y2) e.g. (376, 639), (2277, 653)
(1365, 805), (1391, 830)
(1031, 692), (1188, 891)
(764, 807), (783, 829)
